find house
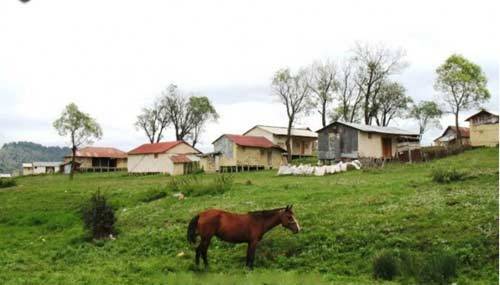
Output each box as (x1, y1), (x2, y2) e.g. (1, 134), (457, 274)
(205, 134), (286, 172)
(22, 162), (62, 175)
(434, 126), (470, 146)
(243, 125), (317, 157)
(465, 109), (499, 147)
(63, 147), (127, 172)
(316, 121), (420, 163)
(127, 141), (201, 175)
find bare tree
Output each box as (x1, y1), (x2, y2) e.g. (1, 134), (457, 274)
(351, 42), (408, 124)
(308, 60), (338, 127)
(271, 68), (312, 162)
(372, 81), (412, 127)
(330, 60), (363, 123)
(134, 100), (169, 143)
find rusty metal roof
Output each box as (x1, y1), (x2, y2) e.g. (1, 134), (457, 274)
(214, 134), (284, 151)
(66, 147), (127, 158)
(170, 154), (192, 164)
(244, 125), (317, 138)
(317, 121), (420, 136)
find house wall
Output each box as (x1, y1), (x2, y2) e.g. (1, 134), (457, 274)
(214, 136), (237, 166)
(245, 127), (316, 156)
(117, 158), (127, 168)
(200, 156), (218, 173)
(318, 124), (358, 160)
(23, 167), (33, 175)
(358, 132), (399, 158)
(470, 124), (499, 146)
(234, 146), (283, 169)
(127, 153), (174, 173)
(166, 143), (199, 154)
(172, 164), (184, 176)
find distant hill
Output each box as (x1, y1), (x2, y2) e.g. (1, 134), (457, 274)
(0, 142), (70, 173)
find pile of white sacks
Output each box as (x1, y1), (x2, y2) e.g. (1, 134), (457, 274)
(277, 160), (361, 176)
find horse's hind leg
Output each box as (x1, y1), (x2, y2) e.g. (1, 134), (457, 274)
(195, 246), (201, 266)
(200, 237), (212, 267)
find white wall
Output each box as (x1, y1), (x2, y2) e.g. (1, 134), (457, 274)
(127, 153), (174, 174)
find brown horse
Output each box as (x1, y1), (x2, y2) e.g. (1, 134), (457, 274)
(187, 205), (300, 268)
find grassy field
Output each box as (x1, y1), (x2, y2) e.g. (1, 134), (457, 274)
(0, 148), (498, 284)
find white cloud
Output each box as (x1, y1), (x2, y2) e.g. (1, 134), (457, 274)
(0, 0), (498, 151)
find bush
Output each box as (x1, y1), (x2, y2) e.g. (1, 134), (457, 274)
(290, 156), (318, 166)
(82, 190), (116, 239)
(141, 188), (167, 203)
(417, 251), (457, 285)
(0, 178), (16, 188)
(168, 174), (233, 197)
(431, 168), (466, 183)
(373, 250), (399, 280)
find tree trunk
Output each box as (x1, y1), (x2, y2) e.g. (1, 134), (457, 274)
(455, 111), (462, 145)
(70, 145), (76, 180)
(286, 119), (293, 164)
(321, 101), (326, 127)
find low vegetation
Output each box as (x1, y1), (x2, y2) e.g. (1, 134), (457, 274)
(431, 168), (467, 183)
(168, 174), (233, 197)
(0, 148), (497, 284)
(82, 190), (117, 240)
(0, 178), (16, 188)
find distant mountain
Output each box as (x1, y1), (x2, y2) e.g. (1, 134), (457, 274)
(0, 142), (70, 173)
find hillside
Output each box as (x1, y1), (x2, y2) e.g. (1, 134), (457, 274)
(0, 148), (497, 284)
(0, 141), (70, 173)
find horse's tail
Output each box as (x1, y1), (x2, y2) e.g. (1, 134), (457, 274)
(187, 215), (199, 245)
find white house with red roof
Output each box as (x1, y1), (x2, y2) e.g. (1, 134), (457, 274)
(203, 134), (286, 172)
(127, 141), (201, 175)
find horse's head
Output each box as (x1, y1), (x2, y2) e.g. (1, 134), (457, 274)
(280, 205), (300, 234)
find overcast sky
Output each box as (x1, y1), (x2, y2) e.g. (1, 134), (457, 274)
(1, 0), (498, 152)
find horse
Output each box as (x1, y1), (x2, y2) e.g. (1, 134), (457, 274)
(187, 205), (300, 269)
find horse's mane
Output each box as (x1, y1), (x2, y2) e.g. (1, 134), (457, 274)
(248, 207), (285, 218)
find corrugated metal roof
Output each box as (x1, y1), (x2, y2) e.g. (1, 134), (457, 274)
(245, 125), (317, 138)
(434, 126), (470, 141)
(128, 141), (183, 155)
(317, 121), (420, 136)
(170, 154), (191, 164)
(464, 109), (499, 121)
(215, 134), (285, 151)
(32, 162), (62, 167)
(66, 147), (127, 158)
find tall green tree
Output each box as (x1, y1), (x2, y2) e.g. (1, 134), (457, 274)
(187, 96), (219, 147)
(271, 68), (312, 162)
(53, 103), (102, 179)
(409, 101), (443, 135)
(371, 81), (412, 127)
(434, 54), (490, 144)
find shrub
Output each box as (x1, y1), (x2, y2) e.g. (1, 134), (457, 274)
(417, 251), (457, 285)
(82, 190), (116, 240)
(141, 188), (167, 203)
(290, 156), (318, 166)
(431, 168), (466, 183)
(373, 250), (399, 280)
(0, 178), (16, 188)
(245, 179), (252, 185)
(168, 174), (233, 197)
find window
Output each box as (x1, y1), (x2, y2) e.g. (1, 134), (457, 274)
(368, 133), (372, 139)
(154, 153), (158, 159)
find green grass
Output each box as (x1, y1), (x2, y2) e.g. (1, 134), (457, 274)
(0, 148), (498, 284)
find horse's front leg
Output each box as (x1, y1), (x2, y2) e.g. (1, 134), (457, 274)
(195, 245), (201, 266)
(246, 241), (258, 269)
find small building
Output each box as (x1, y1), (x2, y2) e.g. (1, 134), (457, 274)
(465, 110), (499, 147)
(316, 121), (420, 162)
(243, 125), (317, 157)
(434, 126), (470, 146)
(0, 173), (12, 178)
(22, 162), (62, 175)
(63, 147), (127, 172)
(127, 141), (201, 175)
(207, 134), (286, 172)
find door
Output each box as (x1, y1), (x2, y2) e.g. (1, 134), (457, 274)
(300, 141), (305, 155)
(267, 150), (272, 167)
(382, 137), (393, 158)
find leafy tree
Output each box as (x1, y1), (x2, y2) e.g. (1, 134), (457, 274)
(434, 54), (490, 144)
(161, 84), (217, 146)
(271, 68), (312, 162)
(351, 42), (408, 124)
(187, 96), (219, 147)
(409, 101), (443, 135)
(53, 103), (102, 179)
(308, 60), (338, 127)
(372, 81), (412, 127)
(134, 100), (169, 143)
